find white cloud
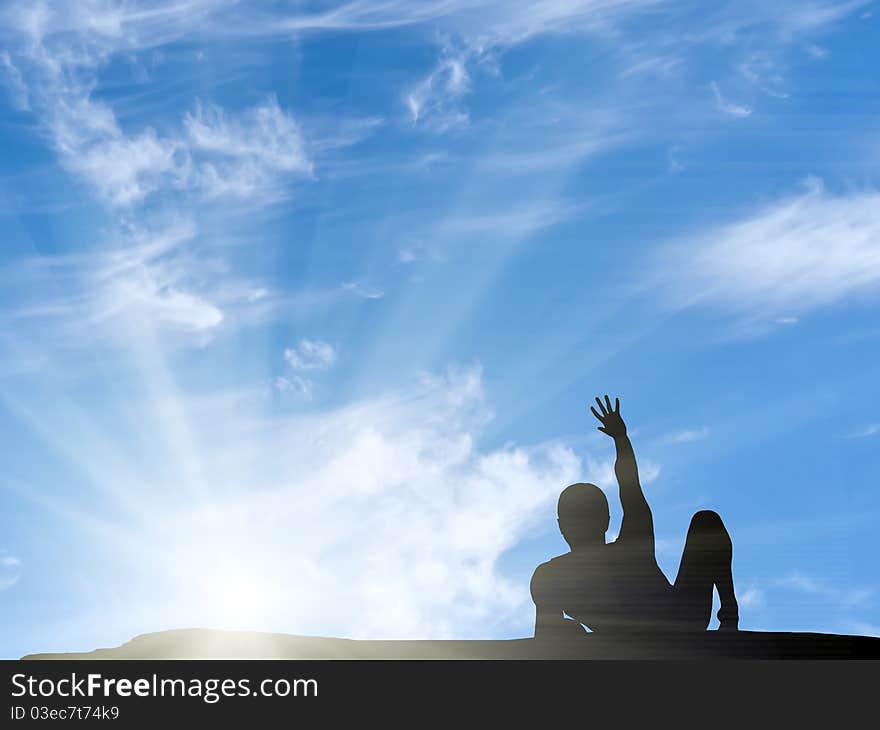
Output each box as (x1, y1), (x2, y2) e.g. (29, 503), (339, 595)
(49, 94), (311, 207)
(67, 366), (583, 639)
(384, 0), (859, 134)
(398, 2), (658, 135)
(639, 460), (662, 484)
(256, 0), (663, 44)
(284, 340), (336, 371)
(0, 551), (22, 591)
(0, 50), (29, 109)
(406, 51), (471, 131)
(23, 70), (181, 207)
(777, 572), (873, 607)
(780, 572), (820, 593)
(585, 453), (661, 492)
(0, 7), (318, 350)
(667, 427), (710, 444)
(781, 0), (870, 32)
(398, 247), (420, 263)
(585, 455), (617, 490)
(274, 374), (315, 400)
(62, 126), (180, 207)
(847, 423), (880, 439)
(738, 52), (789, 99)
(711, 81), (752, 118)
(658, 180), (880, 321)
(739, 585), (765, 608)
(0, 3), (179, 207)
(100, 273), (224, 333)
(1, 6), (313, 209)
(276, 340), (337, 401)
(341, 281), (385, 299)
(621, 53), (683, 79)
(2, 0), (863, 210)
(183, 97), (313, 200)
(3, 220), (275, 345)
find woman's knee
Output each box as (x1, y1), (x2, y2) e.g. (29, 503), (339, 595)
(690, 509), (723, 528)
(685, 510), (732, 552)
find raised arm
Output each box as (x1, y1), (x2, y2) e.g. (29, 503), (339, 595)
(590, 396), (654, 548)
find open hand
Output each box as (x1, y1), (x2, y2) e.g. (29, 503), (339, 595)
(590, 395), (626, 439)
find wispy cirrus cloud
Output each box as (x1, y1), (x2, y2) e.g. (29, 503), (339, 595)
(657, 178), (880, 325)
(0, 551), (21, 591)
(710, 80), (752, 118)
(474, 104), (627, 176)
(0, 1), (324, 353)
(666, 427), (710, 444)
(276, 339), (338, 400)
(739, 585), (765, 608)
(1, 218), (267, 346)
(846, 423), (880, 439)
(777, 572), (874, 607)
(406, 47), (472, 131)
(585, 453), (661, 492)
(183, 98), (313, 201)
(284, 339), (337, 371)
(41, 91), (311, 208)
(341, 281), (385, 300)
(2, 0), (864, 199)
(274, 373), (316, 400)
(248, 0), (663, 42)
(388, 0), (863, 135)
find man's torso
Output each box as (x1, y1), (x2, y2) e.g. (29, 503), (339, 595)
(532, 543), (672, 632)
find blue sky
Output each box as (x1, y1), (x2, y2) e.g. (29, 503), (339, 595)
(0, 0), (879, 657)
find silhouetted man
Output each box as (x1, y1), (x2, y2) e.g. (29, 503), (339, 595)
(531, 396), (739, 637)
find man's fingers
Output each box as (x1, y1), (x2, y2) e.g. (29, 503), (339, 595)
(597, 426), (609, 435)
(590, 406), (602, 421)
(595, 396), (607, 415)
(604, 395), (613, 413)
(614, 397), (620, 413)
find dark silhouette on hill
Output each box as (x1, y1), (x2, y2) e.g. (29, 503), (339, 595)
(18, 395), (880, 660)
(22, 627), (880, 660)
(531, 396), (738, 638)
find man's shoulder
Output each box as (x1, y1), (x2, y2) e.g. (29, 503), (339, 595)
(530, 554), (570, 594)
(534, 553), (571, 572)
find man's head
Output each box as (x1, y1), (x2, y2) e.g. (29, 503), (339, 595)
(557, 483), (609, 549)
